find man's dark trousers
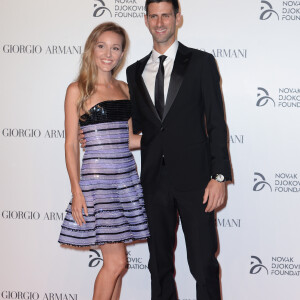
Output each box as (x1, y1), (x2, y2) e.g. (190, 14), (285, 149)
(144, 164), (220, 300)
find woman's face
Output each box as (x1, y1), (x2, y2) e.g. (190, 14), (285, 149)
(93, 31), (124, 73)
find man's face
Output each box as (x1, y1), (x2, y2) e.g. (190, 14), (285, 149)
(144, 2), (181, 48)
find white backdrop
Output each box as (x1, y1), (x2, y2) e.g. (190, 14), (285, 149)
(1, 0), (299, 299)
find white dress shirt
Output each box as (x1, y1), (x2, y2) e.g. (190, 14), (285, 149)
(142, 40), (179, 104)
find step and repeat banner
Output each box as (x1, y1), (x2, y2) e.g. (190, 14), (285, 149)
(0, 0), (299, 299)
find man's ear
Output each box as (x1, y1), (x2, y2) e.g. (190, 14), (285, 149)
(175, 12), (181, 27)
(144, 14), (149, 29)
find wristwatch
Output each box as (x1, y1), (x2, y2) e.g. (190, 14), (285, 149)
(212, 174), (225, 182)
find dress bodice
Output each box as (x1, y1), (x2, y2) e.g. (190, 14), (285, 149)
(79, 100), (131, 127)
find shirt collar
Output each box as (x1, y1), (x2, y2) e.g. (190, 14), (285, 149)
(151, 40), (179, 63)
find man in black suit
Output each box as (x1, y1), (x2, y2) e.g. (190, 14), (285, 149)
(126, 0), (232, 299)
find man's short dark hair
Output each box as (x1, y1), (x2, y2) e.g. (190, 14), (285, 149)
(145, 0), (180, 16)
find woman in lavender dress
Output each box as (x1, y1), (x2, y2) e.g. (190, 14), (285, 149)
(58, 22), (149, 300)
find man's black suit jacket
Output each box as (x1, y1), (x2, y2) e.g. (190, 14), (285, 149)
(126, 42), (232, 194)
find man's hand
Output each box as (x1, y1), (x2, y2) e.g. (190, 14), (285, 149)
(78, 128), (86, 150)
(203, 179), (226, 212)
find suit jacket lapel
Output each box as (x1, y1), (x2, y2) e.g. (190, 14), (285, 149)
(163, 43), (192, 121)
(136, 52), (161, 121)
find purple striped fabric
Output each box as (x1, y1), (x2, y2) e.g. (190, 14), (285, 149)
(58, 104), (150, 247)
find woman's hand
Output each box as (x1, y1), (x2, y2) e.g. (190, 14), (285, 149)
(78, 128), (86, 150)
(71, 191), (88, 226)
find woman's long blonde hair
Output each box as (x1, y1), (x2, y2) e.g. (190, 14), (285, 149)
(77, 22), (128, 116)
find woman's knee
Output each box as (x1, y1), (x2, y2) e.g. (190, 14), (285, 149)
(105, 256), (127, 276)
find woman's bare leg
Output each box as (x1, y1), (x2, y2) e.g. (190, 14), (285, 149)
(111, 275), (123, 300)
(93, 243), (127, 300)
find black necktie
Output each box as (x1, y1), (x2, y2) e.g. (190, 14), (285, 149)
(155, 55), (167, 120)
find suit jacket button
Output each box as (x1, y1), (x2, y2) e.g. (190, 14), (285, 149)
(160, 126), (165, 131)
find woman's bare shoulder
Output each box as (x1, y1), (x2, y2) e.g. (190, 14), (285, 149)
(117, 80), (130, 99)
(67, 82), (80, 95)
(66, 82), (80, 100)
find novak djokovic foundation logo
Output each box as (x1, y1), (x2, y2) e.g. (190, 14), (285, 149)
(260, 0), (300, 21)
(253, 172), (272, 192)
(93, 0), (112, 17)
(89, 249), (104, 267)
(250, 256), (269, 274)
(256, 87), (275, 107)
(253, 172), (300, 193)
(89, 249), (148, 270)
(260, 1), (280, 20)
(250, 255), (300, 276)
(127, 250), (148, 270)
(93, 0), (145, 18)
(256, 87), (300, 108)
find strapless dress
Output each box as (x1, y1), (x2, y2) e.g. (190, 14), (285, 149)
(58, 100), (150, 247)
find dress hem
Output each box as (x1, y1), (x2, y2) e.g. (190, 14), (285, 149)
(58, 235), (150, 248)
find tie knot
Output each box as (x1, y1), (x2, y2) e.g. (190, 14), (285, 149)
(159, 55), (167, 64)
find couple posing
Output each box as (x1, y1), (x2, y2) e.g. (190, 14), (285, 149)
(58, 0), (232, 299)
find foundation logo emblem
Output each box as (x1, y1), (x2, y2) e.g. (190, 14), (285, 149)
(93, 0), (112, 18)
(260, 1), (279, 20)
(257, 87), (275, 107)
(89, 249), (104, 267)
(250, 256), (269, 274)
(253, 172), (272, 192)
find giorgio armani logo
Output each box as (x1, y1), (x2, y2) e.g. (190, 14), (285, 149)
(1, 211), (41, 220)
(211, 49), (247, 59)
(89, 249), (104, 267)
(230, 135), (244, 144)
(1, 291), (39, 299)
(2, 44), (42, 54)
(250, 256), (269, 274)
(1, 210), (64, 221)
(0, 291), (77, 299)
(256, 87), (275, 107)
(216, 218), (241, 228)
(2, 45), (82, 55)
(253, 172), (272, 192)
(2, 128), (64, 138)
(198, 48), (248, 59)
(260, 1), (279, 20)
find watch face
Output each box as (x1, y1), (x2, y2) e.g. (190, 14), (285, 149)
(216, 174), (225, 182)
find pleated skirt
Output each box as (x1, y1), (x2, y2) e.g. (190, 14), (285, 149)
(58, 121), (150, 247)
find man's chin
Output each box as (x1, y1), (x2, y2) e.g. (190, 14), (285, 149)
(153, 36), (172, 45)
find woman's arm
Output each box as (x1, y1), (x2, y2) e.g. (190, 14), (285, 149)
(64, 83), (88, 226)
